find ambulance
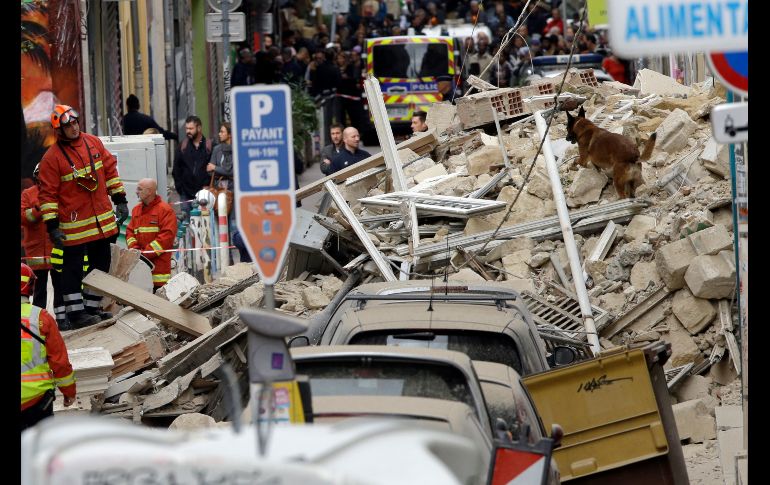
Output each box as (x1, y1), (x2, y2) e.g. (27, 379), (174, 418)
(363, 35), (458, 132)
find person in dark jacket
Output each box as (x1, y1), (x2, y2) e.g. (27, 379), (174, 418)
(172, 116), (213, 220)
(231, 48), (257, 87)
(122, 94), (177, 140)
(330, 127), (371, 173)
(206, 122), (233, 191)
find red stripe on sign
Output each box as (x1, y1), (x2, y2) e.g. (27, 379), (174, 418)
(219, 216), (227, 225)
(220, 234), (228, 242)
(491, 449), (544, 485)
(710, 53), (748, 92)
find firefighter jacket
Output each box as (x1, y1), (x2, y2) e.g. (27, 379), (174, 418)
(125, 195), (177, 287)
(21, 185), (52, 270)
(21, 299), (76, 410)
(38, 132), (127, 246)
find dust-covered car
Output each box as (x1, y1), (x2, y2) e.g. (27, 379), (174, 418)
(300, 281), (583, 377)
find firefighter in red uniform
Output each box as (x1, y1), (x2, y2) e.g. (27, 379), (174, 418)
(21, 263), (76, 432)
(38, 105), (130, 329)
(125, 178), (177, 291)
(21, 164), (55, 307)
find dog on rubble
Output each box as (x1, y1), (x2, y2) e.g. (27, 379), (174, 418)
(566, 106), (657, 199)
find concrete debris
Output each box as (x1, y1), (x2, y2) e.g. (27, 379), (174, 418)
(656, 109), (699, 153)
(623, 215), (657, 242)
(684, 252), (736, 299)
(448, 268), (486, 282)
(567, 168), (608, 207)
(634, 68), (694, 97)
(688, 225), (733, 256)
(673, 398), (717, 443)
(630, 261), (662, 290)
(467, 146), (504, 176)
(656, 238), (698, 290)
(666, 315), (703, 368)
(169, 413), (217, 430)
(302, 286), (332, 309)
(617, 241), (653, 267)
(674, 375), (712, 403)
(672, 287), (717, 335)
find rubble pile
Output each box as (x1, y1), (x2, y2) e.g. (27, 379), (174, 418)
(57, 69), (741, 463)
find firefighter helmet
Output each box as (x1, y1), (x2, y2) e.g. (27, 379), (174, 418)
(51, 104), (79, 129)
(21, 263), (36, 296)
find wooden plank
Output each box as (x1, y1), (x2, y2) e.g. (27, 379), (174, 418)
(601, 285), (672, 338)
(156, 318), (243, 382)
(83, 270), (211, 337)
(296, 131), (437, 200)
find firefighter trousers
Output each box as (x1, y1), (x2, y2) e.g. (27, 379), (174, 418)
(61, 238), (112, 316)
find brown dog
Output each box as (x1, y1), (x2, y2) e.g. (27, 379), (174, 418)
(566, 106), (657, 199)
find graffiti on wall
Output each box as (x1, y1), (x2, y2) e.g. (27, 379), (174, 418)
(21, 0), (83, 185)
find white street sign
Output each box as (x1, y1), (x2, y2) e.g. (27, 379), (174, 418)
(608, 0), (748, 57)
(206, 13), (246, 42)
(711, 102), (748, 144)
(322, 0), (349, 13)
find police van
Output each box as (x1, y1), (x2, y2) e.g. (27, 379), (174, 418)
(363, 35), (458, 133)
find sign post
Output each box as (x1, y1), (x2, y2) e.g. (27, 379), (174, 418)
(206, 0), (244, 122)
(232, 85), (296, 310)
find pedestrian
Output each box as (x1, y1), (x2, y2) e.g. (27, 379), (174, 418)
(437, 74), (458, 102)
(411, 111), (429, 134)
(21, 263), (76, 433)
(329, 127), (371, 174)
(231, 47), (257, 87)
(38, 105), (129, 329)
(309, 48), (342, 145)
(125, 179), (177, 292)
(122, 94), (177, 140)
(206, 122), (238, 257)
(172, 115), (213, 221)
(320, 123), (345, 175)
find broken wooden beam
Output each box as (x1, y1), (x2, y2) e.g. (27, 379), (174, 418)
(296, 130), (437, 201)
(83, 270), (212, 337)
(324, 181), (397, 281)
(601, 285), (672, 338)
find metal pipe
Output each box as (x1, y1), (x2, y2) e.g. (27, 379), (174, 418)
(534, 110), (601, 355)
(264, 284), (275, 310)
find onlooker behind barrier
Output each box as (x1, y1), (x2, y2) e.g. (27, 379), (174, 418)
(122, 94), (177, 140)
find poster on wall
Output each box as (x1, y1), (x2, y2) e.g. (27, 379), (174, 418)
(21, 0), (84, 186)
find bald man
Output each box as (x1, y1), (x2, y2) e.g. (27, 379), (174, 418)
(125, 179), (178, 291)
(329, 127), (372, 174)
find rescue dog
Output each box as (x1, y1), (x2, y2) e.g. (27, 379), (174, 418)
(566, 106), (657, 199)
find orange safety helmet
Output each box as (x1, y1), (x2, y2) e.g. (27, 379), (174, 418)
(51, 104), (79, 129)
(21, 263), (36, 296)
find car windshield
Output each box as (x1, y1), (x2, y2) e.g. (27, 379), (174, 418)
(348, 331), (523, 374)
(371, 43), (450, 79)
(296, 359), (475, 410)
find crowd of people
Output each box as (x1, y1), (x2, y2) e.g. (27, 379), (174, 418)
(229, 0), (629, 135)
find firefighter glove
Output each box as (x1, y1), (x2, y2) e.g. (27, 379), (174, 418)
(115, 203), (129, 226)
(48, 226), (66, 247)
(50, 246), (64, 272)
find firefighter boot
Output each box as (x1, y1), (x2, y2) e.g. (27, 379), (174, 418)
(68, 311), (102, 330)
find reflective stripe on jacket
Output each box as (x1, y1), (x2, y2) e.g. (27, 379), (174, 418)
(21, 185), (52, 270)
(21, 302), (76, 409)
(125, 195), (177, 287)
(38, 133), (125, 246)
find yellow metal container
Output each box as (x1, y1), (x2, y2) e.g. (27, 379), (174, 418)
(522, 347), (669, 481)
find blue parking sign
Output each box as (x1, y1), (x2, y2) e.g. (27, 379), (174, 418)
(231, 85), (296, 285)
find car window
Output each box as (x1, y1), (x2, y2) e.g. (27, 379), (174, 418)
(480, 379), (543, 445)
(296, 359), (476, 411)
(479, 381), (518, 430)
(348, 330), (524, 374)
(372, 43), (450, 79)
